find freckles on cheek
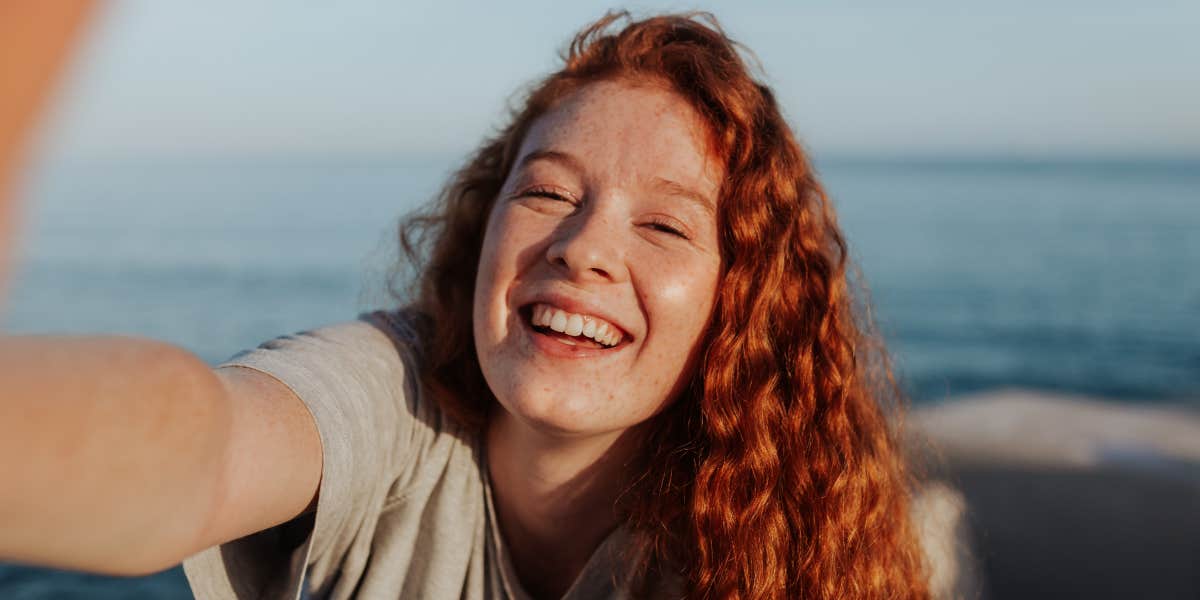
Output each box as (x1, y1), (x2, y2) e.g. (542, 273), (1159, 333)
(651, 252), (720, 306)
(657, 269), (719, 313)
(658, 280), (691, 304)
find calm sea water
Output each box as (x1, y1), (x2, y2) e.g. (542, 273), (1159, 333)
(3, 156), (1198, 597)
(8, 156), (1198, 401)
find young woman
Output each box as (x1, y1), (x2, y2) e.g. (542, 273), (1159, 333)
(0, 12), (928, 600)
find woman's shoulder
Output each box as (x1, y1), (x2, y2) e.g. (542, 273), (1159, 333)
(226, 305), (482, 527)
(219, 307), (468, 468)
(360, 306), (426, 347)
(186, 309), (487, 600)
(237, 307), (424, 367)
(223, 308), (426, 399)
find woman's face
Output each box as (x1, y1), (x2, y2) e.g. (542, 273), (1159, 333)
(473, 80), (723, 439)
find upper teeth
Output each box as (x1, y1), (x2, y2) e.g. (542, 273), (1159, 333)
(531, 303), (623, 347)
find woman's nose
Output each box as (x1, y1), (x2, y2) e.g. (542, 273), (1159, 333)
(545, 206), (627, 283)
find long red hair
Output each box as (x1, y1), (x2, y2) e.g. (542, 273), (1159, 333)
(397, 12), (928, 599)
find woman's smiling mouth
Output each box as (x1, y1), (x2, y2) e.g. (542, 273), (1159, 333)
(519, 302), (630, 352)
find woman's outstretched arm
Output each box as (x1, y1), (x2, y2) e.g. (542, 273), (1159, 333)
(0, 336), (322, 576)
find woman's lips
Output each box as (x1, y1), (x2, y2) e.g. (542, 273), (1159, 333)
(527, 302), (623, 347)
(518, 304), (629, 357)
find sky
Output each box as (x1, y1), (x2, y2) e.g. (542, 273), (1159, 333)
(32, 0), (1200, 162)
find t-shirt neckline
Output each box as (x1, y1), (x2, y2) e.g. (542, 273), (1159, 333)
(479, 445), (630, 600)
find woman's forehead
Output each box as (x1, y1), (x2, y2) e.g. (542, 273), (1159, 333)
(515, 80), (723, 197)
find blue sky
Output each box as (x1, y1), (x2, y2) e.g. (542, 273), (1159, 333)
(35, 0), (1200, 161)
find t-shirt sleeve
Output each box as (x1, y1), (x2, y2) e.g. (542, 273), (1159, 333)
(183, 314), (425, 600)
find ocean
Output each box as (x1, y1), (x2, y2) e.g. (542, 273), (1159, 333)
(2, 156), (1198, 597)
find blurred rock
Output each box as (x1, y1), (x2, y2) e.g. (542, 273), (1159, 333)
(912, 480), (986, 600)
(910, 389), (1200, 600)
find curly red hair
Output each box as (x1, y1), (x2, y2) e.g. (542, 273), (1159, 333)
(397, 11), (928, 599)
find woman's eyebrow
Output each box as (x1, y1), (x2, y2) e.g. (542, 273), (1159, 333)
(515, 148), (585, 175)
(652, 177), (715, 216)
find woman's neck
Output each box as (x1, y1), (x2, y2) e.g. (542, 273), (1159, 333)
(485, 410), (641, 599)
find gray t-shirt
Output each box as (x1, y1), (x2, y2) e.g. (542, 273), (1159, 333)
(183, 311), (670, 600)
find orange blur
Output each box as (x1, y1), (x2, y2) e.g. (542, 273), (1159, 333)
(0, 1), (94, 297)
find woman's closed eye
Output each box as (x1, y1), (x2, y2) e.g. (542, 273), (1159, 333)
(514, 184), (694, 241)
(643, 216), (691, 240)
(515, 185), (581, 214)
(523, 185), (576, 203)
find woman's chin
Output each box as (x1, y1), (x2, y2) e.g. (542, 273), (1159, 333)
(493, 386), (634, 440)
